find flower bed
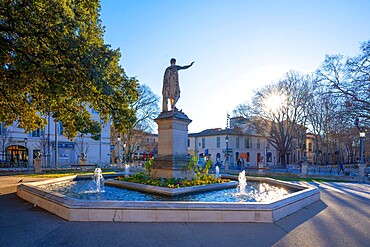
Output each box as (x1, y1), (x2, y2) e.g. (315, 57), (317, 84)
(115, 172), (230, 188)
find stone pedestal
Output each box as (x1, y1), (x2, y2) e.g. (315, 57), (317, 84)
(258, 162), (265, 176)
(358, 164), (366, 182)
(80, 159), (87, 171)
(224, 161), (229, 171)
(151, 110), (192, 179)
(33, 158), (42, 174)
(301, 153), (308, 178)
(301, 162), (308, 178)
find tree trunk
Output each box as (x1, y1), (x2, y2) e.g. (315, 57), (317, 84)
(279, 151), (287, 167)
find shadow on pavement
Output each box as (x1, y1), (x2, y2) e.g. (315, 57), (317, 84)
(0, 190), (330, 247)
(275, 199), (327, 232)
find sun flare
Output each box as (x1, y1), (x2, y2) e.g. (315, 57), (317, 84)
(264, 93), (283, 113)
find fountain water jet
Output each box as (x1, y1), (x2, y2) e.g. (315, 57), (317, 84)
(92, 168), (104, 192)
(124, 164), (130, 176)
(215, 166), (220, 178)
(238, 170), (247, 194)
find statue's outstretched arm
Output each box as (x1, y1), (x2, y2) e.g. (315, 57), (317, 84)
(178, 61), (195, 70)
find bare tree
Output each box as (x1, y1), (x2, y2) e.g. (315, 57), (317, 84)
(112, 84), (160, 163)
(305, 80), (345, 164)
(74, 134), (90, 162)
(0, 125), (13, 161)
(317, 40), (370, 126)
(314, 40), (370, 164)
(131, 84), (160, 132)
(36, 136), (51, 168)
(234, 71), (311, 166)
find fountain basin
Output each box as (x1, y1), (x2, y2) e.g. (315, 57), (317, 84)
(17, 175), (320, 223)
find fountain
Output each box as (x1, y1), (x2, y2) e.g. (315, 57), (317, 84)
(15, 63), (320, 223)
(215, 166), (220, 178)
(92, 168), (104, 192)
(17, 173), (320, 222)
(237, 170), (247, 194)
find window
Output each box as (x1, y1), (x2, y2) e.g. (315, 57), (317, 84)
(216, 153), (221, 162)
(246, 152), (250, 162)
(245, 137), (252, 149)
(32, 129), (40, 137)
(216, 137), (220, 148)
(0, 123), (6, 136)
(236, 137), (239, 148)
(30, 128), (44, 137)
(308, 142), (312, 152)
(188, 139), (190, 147)
(257, 139), (260, 149)
(202, 138), (205, 149)
(6, 145), (28, 163)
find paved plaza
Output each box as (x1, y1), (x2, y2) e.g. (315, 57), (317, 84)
(0, 176), (369, 247)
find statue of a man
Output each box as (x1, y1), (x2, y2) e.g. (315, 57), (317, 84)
(162, 58), (194, 111)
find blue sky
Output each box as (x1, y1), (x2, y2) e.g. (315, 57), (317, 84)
(100, 0), (370, 133)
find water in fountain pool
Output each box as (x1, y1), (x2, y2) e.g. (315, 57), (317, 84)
(41, 179), (297, 203)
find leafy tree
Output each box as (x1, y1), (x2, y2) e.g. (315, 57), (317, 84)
(0, 0), (137, 139)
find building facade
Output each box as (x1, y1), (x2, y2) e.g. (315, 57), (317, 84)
(0, 111), (111, 169)
(188, 126), (278, 168)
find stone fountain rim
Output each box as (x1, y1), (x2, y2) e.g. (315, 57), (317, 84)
(16, 175), (320, 222)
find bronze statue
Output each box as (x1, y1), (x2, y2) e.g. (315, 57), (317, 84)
(162, 58), (194, 111)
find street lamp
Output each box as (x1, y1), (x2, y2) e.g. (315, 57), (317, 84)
(123, 143), (126, 163)
(117, 135), (121, 165)
(225, 135), (229, 170)
(359, 128), (365, 165)
(264, 146), (268, 167)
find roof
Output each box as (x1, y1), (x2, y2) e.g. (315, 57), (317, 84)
(189, 128), (241, 137)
